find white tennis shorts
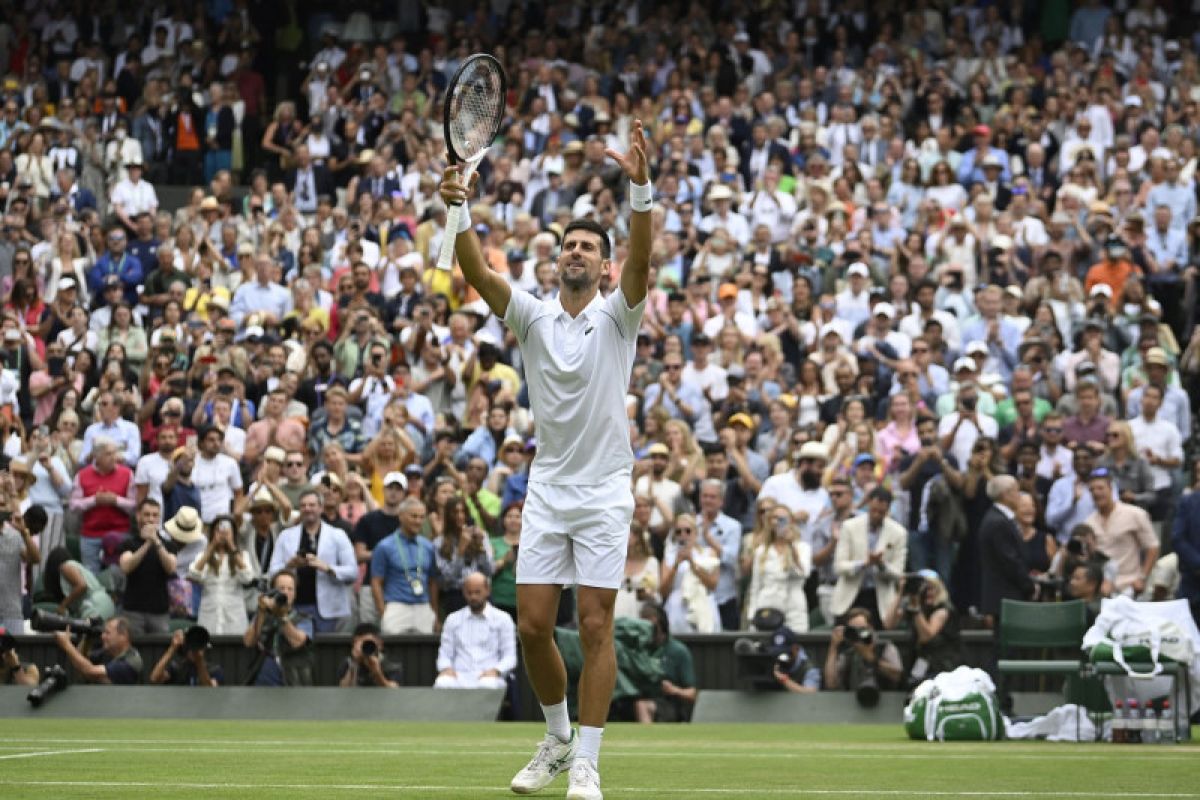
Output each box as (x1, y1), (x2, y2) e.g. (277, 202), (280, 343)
(517, 477), (634, 590)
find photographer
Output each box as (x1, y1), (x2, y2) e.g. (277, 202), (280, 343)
(53, 616), (143, 684)
(822, 608), (902, 699)
(636, 603), (699, 721)
(1, 628), (39, 686)
(768, 625), (821, 695)
(242, 569), (314, 686)
(337, 622), (402, 688)
(149, 627), (221, 687)
(884, 570), (962, 686)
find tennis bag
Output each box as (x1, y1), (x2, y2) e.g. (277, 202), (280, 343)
(904, 666), (1004, 741)
(1082, 596), (1193, 678)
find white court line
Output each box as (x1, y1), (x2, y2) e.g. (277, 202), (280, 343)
(11, 736), (1197, 755)
(0, 780), (1196, 798)
(0, 744), (1192, 762)
(0, 748), (103, 761)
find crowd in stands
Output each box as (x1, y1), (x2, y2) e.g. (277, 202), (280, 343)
(3, 0), (1200, 707)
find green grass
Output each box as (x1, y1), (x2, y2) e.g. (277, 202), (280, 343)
(4, 719), (1198, 799)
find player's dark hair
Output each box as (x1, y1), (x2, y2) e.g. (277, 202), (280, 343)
(563, 218), (611, 260)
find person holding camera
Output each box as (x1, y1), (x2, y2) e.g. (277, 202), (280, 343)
(745, 506), (812, 632)
(117, 498), (177, 635)
(189, 514), (253, 635)
(337, 622), (402, 687)
(149, 626), (221, 687)
(0, 498), (42, 633)
(243, 569), (314, 686)
(823, 608), (902, 698)
(0, 628), (39, 686)
(53, 616), (143, 684)
(766, 625), (821, 695)
(635, 603), (699, 720)
(884, 570), (961, 686)
(434, 572), (516, 689)
(269, 489), (357, 633)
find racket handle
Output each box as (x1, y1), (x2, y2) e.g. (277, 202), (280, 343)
(437, 202), (463, 270)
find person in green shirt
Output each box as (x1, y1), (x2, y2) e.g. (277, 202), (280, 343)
(463, 457), (501, 533)
(636, 603), (697, 723)
(489, 501), (522, 620)
(993, 368), (1052, 429)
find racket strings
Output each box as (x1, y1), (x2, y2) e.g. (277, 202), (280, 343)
(448, 64), (504, 157)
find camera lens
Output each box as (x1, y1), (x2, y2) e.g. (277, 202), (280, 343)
(360, 639), (378, 658)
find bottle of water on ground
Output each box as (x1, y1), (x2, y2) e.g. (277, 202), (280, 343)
(1159, 701), (1176, 745)
(1126, 700), (1141, 744)
(1112, 700), (1125, 744)
(1142, 702), (1159, 745)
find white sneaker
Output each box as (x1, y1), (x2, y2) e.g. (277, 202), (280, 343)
(566, 758), (602, 800)
(510, 730), (577, 794)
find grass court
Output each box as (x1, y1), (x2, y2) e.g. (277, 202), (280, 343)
(3, 718), (1198, 799)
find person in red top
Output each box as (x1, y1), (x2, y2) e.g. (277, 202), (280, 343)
(69, 436), (137, 575)
(1084, 237), (1140, 308)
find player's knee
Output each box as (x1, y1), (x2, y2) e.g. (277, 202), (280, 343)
(576, 609), (613, 648)
(518, 615), (555, 645)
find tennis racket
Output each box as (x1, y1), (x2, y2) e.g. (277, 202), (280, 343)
(436, 53), (508, 270)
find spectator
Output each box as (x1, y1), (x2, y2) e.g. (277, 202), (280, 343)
(188, 515), (253, 635)
(80, 391), (141, 467)
(435, 572), (517, 689)
(1085, 468), (1160, 596)
(117, 498), (176, 635)
(69, 436), (137, 574)
(243, 569), (314, 687)
(0, 502), (42, 633)
(191, 425), (243, 523)
(1172, 491), (1200, 625)
(371, 498), (440, 634)
(52, 616), (142, 685)
(744, 507), (812, 632)
(1127, 382), (1183, 521)
(884, 570), (961, 685)
(337, 622), (402, 687)
(979, 476), (1036, 624)
(269, 489), (357, 634)
(1068, 561), (1106, 624)
(351, 471), (407, 625)
(831, 488), (907, 627)
(661, 514), (721, 634)
(0, 636), (39, 686)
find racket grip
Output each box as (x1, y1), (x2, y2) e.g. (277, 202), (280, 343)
(437, 203), (464, 270)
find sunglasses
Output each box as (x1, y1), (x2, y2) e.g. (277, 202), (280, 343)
(676, 527), (694, 533)
(1043, 427), (1063, 433)
(664, 364), (683, 371)
(162, 410), (181, 417)
(286, 460), (304, 467)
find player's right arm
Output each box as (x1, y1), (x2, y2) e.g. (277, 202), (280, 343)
(439, 165), (512, 318)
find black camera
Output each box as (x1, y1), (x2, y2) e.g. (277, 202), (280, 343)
(264, 589), (289, 609)
(30, 609), (104, 637)
(903, 574), (926, 596)
(775, 651), (794, 671)
(360, 639), (379, 658)
(27, 664), (68, 707)
(182, 625), (211, 653)
(1066, 537), (1085, 556)
(843, 625), (873, 646)
(0, 626), (14, 654)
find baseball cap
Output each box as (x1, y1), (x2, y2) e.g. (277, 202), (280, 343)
(873, 302), (895, 319)
(1089, 284), (1113, 298)
(646, 442), (670, 457)
(502, 433), (524, 449)
(718, 283), (739, 300)
(953, 357), (977, 372)
(383, 471), (408, 489)
(965, 341), (989, 356)
(728, 412), (755, 429)
(847, 262), (870, 278)
(853, 453), (876, 468)
(1144, 347), (1169, 366)
(56, 276), (77, 291)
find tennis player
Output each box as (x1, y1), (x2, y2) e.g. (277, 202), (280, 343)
(439, 120), (651, 800)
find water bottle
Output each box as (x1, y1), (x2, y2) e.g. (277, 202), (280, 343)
(1112, 700), (1126, 744)
(1126, 700), (1142, 744)
(1142, 702), (1159, 745)
(1159, 701), (1176, 745)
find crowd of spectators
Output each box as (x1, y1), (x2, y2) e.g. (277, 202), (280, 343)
(3, 0), (1200, 703)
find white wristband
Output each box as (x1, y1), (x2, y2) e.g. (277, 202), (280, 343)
(456, 200), (472, 233)
(629, 181), (653, 213)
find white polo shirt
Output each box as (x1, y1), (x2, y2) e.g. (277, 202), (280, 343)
(191, 452), (243, 523)
(1128, 415), (1182, 491)
(504, 286), (645, 485)
(133, 451), (171, 506)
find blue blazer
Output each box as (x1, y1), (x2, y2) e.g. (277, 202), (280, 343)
(1172, 492), (1200, 605)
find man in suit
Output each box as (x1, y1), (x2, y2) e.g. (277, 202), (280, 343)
(358, 154), (402, 201)
(529, 166), (576, 227)
(286, 145), (335, 214)
(51, 167), (95, 214)
(269, 489), (358, 633)
(979, 475), (1035, 624)
(831, 488), (908, 627)
(1173, 491), (1200, 625)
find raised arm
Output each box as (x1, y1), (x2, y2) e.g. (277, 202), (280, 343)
(438, 167), (512, 317)
(607, 119), (651, 307)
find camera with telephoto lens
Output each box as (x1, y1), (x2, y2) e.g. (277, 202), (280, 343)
(27, 664), (68, 707)
(1066, 537), (1085, 556)
(360, 639), (379, 659)
(30, 609), (104, 637)
(264, 589), (289, 609)
(182, 625), (211, 654)
(903, 574), (926, 596)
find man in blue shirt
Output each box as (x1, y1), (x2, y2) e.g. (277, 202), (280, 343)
(371, 498), (440, 634)
(230, 251), (293, 327)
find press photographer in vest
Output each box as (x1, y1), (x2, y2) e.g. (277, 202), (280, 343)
(53, 616), (143, 684)
(884, 569), (961, 685)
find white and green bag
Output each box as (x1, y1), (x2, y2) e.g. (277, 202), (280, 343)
(904, 667), (1004, 741)
(1082, 596), (1193, 678)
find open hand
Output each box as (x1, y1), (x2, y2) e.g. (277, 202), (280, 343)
(605, 119), (649, 185)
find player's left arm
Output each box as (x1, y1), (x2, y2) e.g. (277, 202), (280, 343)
(607, 119), (651, 307)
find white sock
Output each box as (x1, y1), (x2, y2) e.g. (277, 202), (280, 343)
(541, 700), (571, 743)
(577, 725), (604, 767)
